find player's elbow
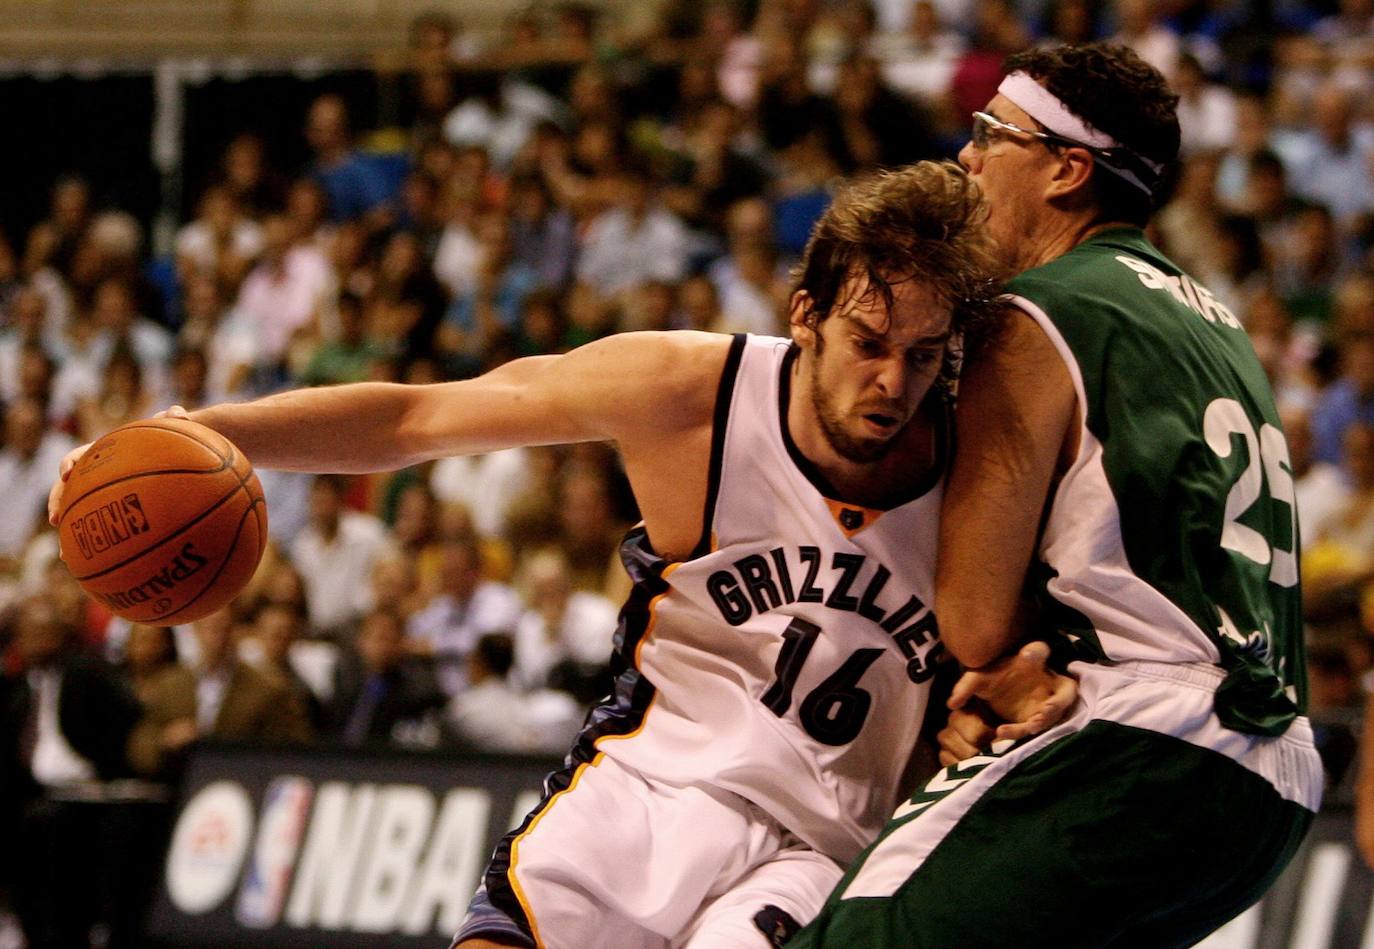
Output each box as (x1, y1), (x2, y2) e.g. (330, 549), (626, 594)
(936, 602), (1012, 669)
(941, 632), (1005, 671)
(392, 384), (452, 466)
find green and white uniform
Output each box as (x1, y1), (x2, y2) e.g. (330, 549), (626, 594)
(791, 228), (1322, 948)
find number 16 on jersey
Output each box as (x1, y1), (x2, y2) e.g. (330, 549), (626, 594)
(760, 617), (886, 747)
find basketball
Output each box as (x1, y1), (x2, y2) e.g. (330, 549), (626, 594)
(56, 417), (268, 626)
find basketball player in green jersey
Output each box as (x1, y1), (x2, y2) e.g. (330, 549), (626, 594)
(791, 43), (1322, 947)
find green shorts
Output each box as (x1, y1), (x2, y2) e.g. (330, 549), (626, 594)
(789, 661), (1321, 949)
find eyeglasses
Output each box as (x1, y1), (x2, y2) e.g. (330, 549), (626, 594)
(970, 111), (1107, 155)
(969, 111), (1164, 197)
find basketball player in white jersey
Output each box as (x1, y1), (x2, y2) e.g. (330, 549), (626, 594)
(49, 162), (1071, 948)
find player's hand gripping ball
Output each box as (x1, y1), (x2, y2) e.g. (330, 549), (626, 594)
(55, 418), (268, 625)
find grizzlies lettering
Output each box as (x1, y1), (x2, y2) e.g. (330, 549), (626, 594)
(97, 542), (209, 612)
(707, 547), (943, 682)
(71, 493), (151, 559)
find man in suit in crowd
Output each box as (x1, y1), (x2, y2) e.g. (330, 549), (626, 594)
(0, 596), (143, 949)
(327, 608), (445, 746)
(128, 605), (311, 780)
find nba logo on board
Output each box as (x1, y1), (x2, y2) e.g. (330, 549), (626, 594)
(236, 777), (315, 928)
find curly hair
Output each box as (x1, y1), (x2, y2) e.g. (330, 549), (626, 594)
(792, 160), (1007, 361)
(1004, 43), (1180, 225)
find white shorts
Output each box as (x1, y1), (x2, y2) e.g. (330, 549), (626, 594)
(454, 752), (844, 949)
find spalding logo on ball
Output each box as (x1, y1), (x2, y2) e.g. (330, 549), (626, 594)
(56, 418), (268, 625)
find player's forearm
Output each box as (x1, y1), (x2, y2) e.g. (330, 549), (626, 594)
(190, 383), (429, 474)
(938, 312), (1078, 670)
(937, 538), (1035, 669)
(936, 391), (1055, 669)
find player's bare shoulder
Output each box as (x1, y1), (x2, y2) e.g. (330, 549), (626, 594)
(570, 331), (738, 561)
(567, 330), (737, 438)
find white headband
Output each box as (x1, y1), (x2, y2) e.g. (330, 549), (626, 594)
(994, 71), (1165, 196)
(997, 72), (1120, 149)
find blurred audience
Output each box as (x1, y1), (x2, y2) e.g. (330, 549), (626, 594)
(407, 538), (522, 696)
(327, 608), (445, 746)
(290, 474), (396, 638)
(575, 165), (691, 300)
(306, 93), (397, 228)
(120, 623), (179, 703)
(512, 547), (616, 690)
(1312, 322), (1374, 464)
(1305, 423), (1374, 618)
(0, 399), (75, 565)
(244, 600), (329, 732)
(1, 597), (140, 799)
(0, 596), (143, 949)
(447, 631), (582, 753)
(126, 607), (310, 780)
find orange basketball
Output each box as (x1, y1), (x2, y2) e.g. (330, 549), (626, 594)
(56, 417), (268, 626)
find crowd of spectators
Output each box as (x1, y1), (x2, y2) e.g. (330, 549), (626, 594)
(3, 0), (1374, 943)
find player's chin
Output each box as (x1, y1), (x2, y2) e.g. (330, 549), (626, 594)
(836, 433), (893, 464)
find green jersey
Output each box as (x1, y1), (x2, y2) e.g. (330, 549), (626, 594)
(1006, 227), (1304, 736)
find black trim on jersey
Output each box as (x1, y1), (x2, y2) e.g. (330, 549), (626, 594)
(777, 344), (843, 498)
(609, 526), (675, 675)
(451, 886), (534, 948)
(755, 905), (804, 947)
(692, 333), (748, 560)
(775, 344), (951, 510)
(473, 527), (667, 945)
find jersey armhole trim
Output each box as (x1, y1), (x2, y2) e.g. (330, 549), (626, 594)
(689, 333), (747, 560)
(1004, 294), (1090, 452)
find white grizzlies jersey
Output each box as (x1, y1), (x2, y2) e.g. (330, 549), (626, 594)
(595, 334), (947, 864)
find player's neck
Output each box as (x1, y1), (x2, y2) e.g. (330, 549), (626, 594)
(835, 427), (935, 508)
(787, 384), (938, 508)
(1017, 214), (1130, 272)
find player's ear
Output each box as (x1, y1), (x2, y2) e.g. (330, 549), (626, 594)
(789, 291), (818, 349)
(1046, 147), (1095, 202)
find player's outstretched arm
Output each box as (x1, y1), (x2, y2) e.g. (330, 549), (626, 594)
(195, 331), (724, 470)
(49, 331), (729, 523)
